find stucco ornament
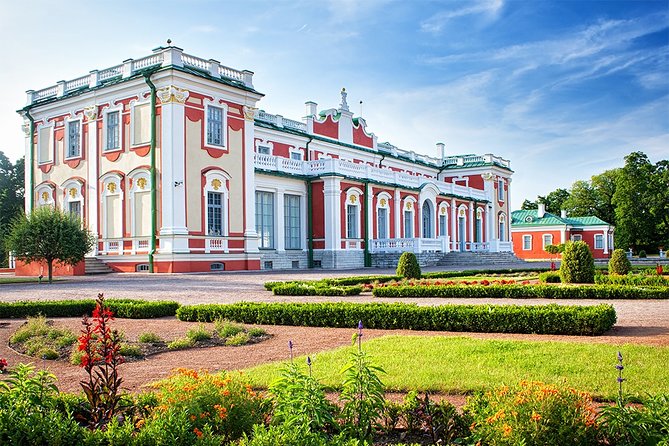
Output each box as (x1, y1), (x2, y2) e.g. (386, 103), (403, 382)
(349, 195), (357, 204)
(481, 172), (494, 181)
(41, 192), (49, 202)
(107, 182), (117, 193)
(212, 179), (222, 190)
(83, 106), (98, 121)
(406, 201), (412, 210)
(379, 198), (387, 207)
(157, 86), (189, 104)
(243, 106), (258, 121)
(69, 188), (78, 198)
(136, 177), (147, 190)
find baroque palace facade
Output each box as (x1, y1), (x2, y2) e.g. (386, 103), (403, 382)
(18, 46), (513, 273)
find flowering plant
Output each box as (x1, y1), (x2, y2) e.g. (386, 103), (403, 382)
(0, 357), (7, 373)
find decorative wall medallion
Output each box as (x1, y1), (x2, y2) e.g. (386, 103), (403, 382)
(157, 86), (190, 104)
(137, 177), (147, 190)
(83, 106), (97, 121)
(477, 209), (483, 219)
(482, 172), (494, 181)
(406, 202), (412, 210)
(212, 179), (222, 190)
(243, 106), (258, 121)
(459, 209), (466, 217)
(107, 182), (117, 193)
(41, 191), (49, 202)
(379, 198), (387, 207)
(349, 195), (357, 204)
(69, 188), (77, 198)
(440, 207), (446, 215)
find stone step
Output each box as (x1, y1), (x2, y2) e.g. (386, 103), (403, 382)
(84, 257), (113, 275)
(371, 251), (528, 269)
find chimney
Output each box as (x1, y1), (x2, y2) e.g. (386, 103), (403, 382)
(561, 209), (567, 219)
(305, 101), (317, 117)
(436, 142), (445, 162)
(537, 203), (546, 218)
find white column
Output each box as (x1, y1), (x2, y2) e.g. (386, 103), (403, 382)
(450, 198), (457, 251)
(158, 87), (189, 253)
(85, 108), (99, 255)
(560, 229), (566, 244)
(505, 177), (512, 242)
(603, 228), (609, 254)
(366, 186), (373, 243)
(22, 120), (32, 214)
(393, 189), (401, 239)
(323, 176), (342, 250)
(468, 202), (474, 250)
(243, 106), (259, 253)
(276, 190), (285, 252)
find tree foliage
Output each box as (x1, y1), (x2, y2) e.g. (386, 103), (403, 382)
(0, 152), (24, 268)
(559, 241), (595, 284)
(608, 249), (631, 275)
(5, 206), (94, 282)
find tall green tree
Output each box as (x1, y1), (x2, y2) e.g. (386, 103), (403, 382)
(0, 152), (25, 267)
(612, 152), (658, 251)
(562, 169), (619, 224)
(5, 207), (94, 282)
(539, 188), (570, 214)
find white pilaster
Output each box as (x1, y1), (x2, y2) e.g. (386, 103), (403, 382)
(393, 189), (401, 239)
(22, 120), (32, 214)
(243, 106), (260, 253)
(158, 87), (189, 253)
(323, 176), (342, 250)
(603, 229), (609, 254)
(85, 108), (99, 254)
(366, 186), (373, 244)
(276, 190), (285, 252)
(450, 197), (457, 251)
(468, 202), (474, 247)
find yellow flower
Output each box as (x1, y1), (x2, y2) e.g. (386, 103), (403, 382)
(502, 423), (512, 437)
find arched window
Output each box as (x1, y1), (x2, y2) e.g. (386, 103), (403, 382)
(498, 213), (507, 242)
(457, 205), (468, 251)
(438, 203), (448, 237)
(35, 183), (55, 208)
(421, 200), (434, 238)
(101, 174), (124, 253)
(475, 207), (484, 243)
(128, 170), (151, 252)
(204, 170), (230, 252)
(345, 189), (363, 240)
(62, 179), (84, 221)
(403, 197), (416, 238)
(376, 193), (391, 239)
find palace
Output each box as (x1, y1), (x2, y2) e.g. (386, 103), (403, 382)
(18, 46), (514, 273)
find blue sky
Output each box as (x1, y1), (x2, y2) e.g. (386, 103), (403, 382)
(0, 0), (667, 210)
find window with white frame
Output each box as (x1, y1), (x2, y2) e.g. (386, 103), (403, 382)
(69, 201), (81, 220)
(132, 103), (151, 146)
(347, 204), (359, 239)
(38, 125), (54, 163)
(475, 208), (483, 243)
(571, 234), (582, 242)
(438, 204), (448, 237)
(256, 191), (274, 248)
(377, 208), (388, 239)
(523, 235), (532, 250)
(101, 176), (123, 239)
(206, 105), (225, 147)
(36, 184), (55, 208)
(257, 145), (271, 155)
(66, 120), (81, 158)
(63, 180), (84, 222)
(543, 234), (553, 248)
(497, 179), (505, 201)
(404, 210), (414, 238)
(207, 192), (224, 236)
(498, 213), (506, 241)
(105, 110), (121, 151)
(594, 234), (604, 249)
(284, 194), (301, 249)
(290, 150), (303, 160)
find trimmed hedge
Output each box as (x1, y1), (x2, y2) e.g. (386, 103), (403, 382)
(0, 299), (180, 319)
(272, 283), (363, 296)
(539, 272), (561, 283)
(397, 252), (421, 279)
(595, 274), (669, 287)
(372, 284), (669, 300)
(176, 302), (617, 336)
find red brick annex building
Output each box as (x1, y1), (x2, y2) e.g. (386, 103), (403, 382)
(511, 204), (615, 260)
(17, 46), (515, 274)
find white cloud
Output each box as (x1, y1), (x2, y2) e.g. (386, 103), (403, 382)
(420, 0), (504, 34)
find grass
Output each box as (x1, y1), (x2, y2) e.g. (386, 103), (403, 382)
(186, 324), (212, 342)
(138, 332), (163, 343)
(240, 335), (669, 401)
(0, 277), (51, 284)
(10, 316), (77, 360)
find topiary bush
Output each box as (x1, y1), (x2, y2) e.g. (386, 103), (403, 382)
(609, 249), (632, 275)
(559, 241), (595, 284)
(396, 252), (421, 279)
(638, 249), (647, 258)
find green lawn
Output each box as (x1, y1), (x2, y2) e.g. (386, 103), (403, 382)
(0, 277), (46, 284)
(241, 335), (669, 400)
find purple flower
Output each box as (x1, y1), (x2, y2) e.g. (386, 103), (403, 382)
(617, 377), (625, 383)
(615, 364), (624, 371)
(306, 356), (312, 366)
(617, 351), (623, 362)
(288, 340), (293, 350)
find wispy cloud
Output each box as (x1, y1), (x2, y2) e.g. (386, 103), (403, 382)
(420, 0), (504, 34)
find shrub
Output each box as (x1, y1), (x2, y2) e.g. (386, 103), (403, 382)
(609, 249), (632, 275)
(9, 315), (77, 360)
(272, 283), (363, 296)
(168, 337), (195, 350)
(538, 271), (561, 283)
(215, 319), (245, 338)
(559, 241), (595, 283)
(0, 299), (179, 319)
(138, 332), (163, 343)
(396, 252), (421, 279)
(119, 344), (143, 357)
(225, 332), (251, 346)
(176, 302), (617, 336)
(465, 381), (599, 446)
(638, 249), (647, 258)
(248, 327), (267, 337)
(595, 274), (668, 286)
(600, 394), (669, 445)
(187, 324), (212, 342)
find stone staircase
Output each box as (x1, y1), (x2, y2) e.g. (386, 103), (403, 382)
(84, 257), (113, 275)
(435, 251), (528, 268)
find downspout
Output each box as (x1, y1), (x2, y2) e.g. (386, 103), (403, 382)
(143, 71), (159, 273)
(363, 180), (371, 267)
(305, 136), (314, 268)
(22, 107), (35, 212)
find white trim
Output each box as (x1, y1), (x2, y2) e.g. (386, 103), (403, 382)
(100, 173), (124, 243)
(289, 147), (303, 160)
(204, 101), (228, 149)
(102, 106), (123, 152)
(542, 233), (554, 248)
(130, 100), (151, 147)
(255, 139), (274, 155)
(594, 233), (604, 249)
(61, 178), (84, 219)
(522, 234), (532, 250)
(376, 191), (392, 239)
(37, 123), (54, 164)
(36, 183), (55, 207)
(64, 117), (83, 159)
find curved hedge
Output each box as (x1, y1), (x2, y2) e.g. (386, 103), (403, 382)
(176, 302), (617, 336)
(0, 299), (180, 319)
(271, 283), (363, 296)
(595, 274), (669, 287)
(372, 284), (669, 300)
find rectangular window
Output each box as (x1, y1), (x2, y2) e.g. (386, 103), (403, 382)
(378, 208), (388, 239)
(132, 103), (151, 146)
(106, 111), (120, 151)
(257, 145), (271, 155)
(594, 234), (604, 249)
(68, 201), (81, 220)
(439, 214), (447, 237)
(523, 235), (532, 250)
(572, 234), (582, 242)
(543, 234), (553, 248)
(38, 126), (53, 163)
(255, 191), (274, 248)
(498, 179), (504, 201)
(476, 218), (483, 243)
(207, 106), (224, 147)
(284, 194), (301, 249)
(207, 192), (223, 236)
(404, 210), (413, 238)
(347, 204), (359, 239)
(290, 151), (303, 160)
(67, 120), (81, 158)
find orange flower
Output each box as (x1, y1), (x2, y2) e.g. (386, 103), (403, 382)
(531, 412), (541, 422)
(193, 427), (203, 438)
(190, 414), (197, 422)
(502, 423), (512, 437)
(135, 419), (145, 429)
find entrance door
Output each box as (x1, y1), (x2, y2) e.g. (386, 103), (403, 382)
(458, 216), (466, 251)
(422, 201), (433, 238)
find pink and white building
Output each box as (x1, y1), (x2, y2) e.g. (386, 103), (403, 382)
(18, 46), (514, 274)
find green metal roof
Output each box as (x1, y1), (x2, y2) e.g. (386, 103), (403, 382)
(511, 210), (611, 227)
